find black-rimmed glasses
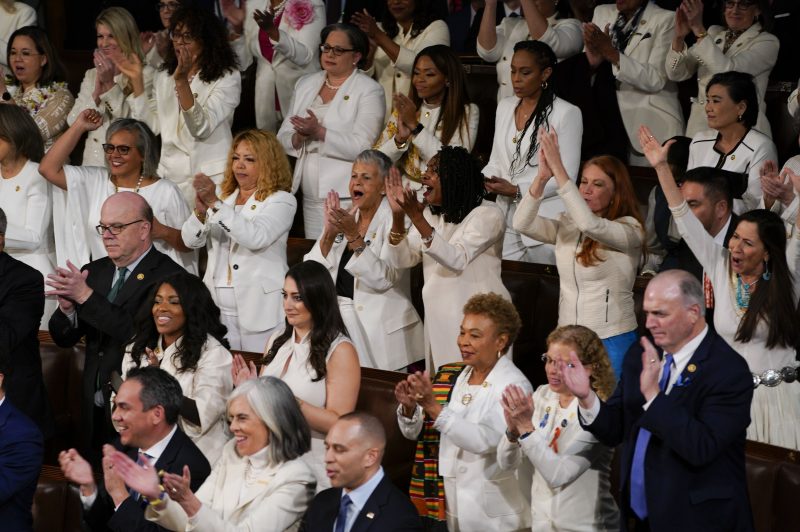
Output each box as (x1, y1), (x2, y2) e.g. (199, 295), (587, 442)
(95, 220), (144, 236)
(320, 44), (355, 56)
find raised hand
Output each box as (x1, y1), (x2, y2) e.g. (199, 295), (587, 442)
(351, 9), (379, 39)
(385, 167), (405, 215)
(231, 353), (259, 387)
(113, 52), (144, 83)
(559, 351), (593, 406)
(393, 93), (418, 130)
(141, 31), (156, 55)
(322, 190), (341, 237)
(73, 109), (104, 133)
(221, 0), (247, 32)
(674, 6), (690, 40)
(638, 125), (672, 168)
(394, 380), (417, 417)
(331, 205), (359, 241)
(162, 465), (192, 503)
(58, 449), (95, 488)
(639, 336), (662, 402)
(538, 129), (565, 176)
(682, 0), (705, 36)
(253, 9), (275, 32)
(173, 45), (194, 81)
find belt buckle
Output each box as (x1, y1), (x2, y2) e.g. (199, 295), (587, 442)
(760, 369), (782, 387)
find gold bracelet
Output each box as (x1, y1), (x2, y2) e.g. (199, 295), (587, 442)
(394, 137), (409, 150)
(695, 31), (707, 39)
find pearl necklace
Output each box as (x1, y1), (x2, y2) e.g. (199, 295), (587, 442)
(268, 0), (288, 16)
(113, 174), (145, 194)
(324, 76), (345, 90)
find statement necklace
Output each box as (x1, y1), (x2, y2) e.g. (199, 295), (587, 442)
(735, 273), (758, 310)
(113, 174), (145, 194)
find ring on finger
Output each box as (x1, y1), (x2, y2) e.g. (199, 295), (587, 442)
(414, 393), (424, 400)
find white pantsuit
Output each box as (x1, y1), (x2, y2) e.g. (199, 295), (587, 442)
(305, 200), (424, 370)
(482, 96), (583, 263)
(230, 0), (325, 131)
(132, 69), (241, 202)
(182, 190), (296, 353)
(665, 24), (779, 138)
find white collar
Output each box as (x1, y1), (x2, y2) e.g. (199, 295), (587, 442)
(343, 466), (384, 512)
(712, 214), (732, 246)
(666, 325), (709, 382)
(139, 424), (178, 464)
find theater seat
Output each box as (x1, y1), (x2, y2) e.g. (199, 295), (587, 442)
(32, 465), (81, 532)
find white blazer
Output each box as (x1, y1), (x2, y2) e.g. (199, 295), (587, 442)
(477, 14), (583, 100)
(230, 0), (325, 131)
(146, 440), (316, 532)
(398, 356), (534, 531)
(132, 68), (241, 201)
(67, 65), (156, 166)
(277, 69), (385, 198)
(592, 2), (683, 149)
(789, 81), (800, 119)
(666, 23), (779, 137)
(304, 200), (424, 369)
(369, 20), (450, 121)
(182, 190), (297, 335)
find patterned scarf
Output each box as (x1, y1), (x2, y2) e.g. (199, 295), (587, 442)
(610, 4), (646, 52)
(408, 362), (465, 522)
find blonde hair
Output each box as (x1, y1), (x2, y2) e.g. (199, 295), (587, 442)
(462, 293), (521, 354)
(96, 7), (145, 62)
(546, 325), (616, 401)
(220, 129), (292, 201)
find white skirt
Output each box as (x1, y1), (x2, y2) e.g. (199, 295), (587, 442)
(748, 380), (800, 450)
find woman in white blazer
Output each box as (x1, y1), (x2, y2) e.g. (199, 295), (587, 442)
(121, 273), (233, 464)
(499, 325), (619, 532)
(67, 8), (156, 167)
(305, 150), (424, 370)
(225, 0), (325, 132)
(396, 293), (533, 532)
(666, 0), (779, 137)
(513, 130), (645, 377)
(353, 1), (449, 122)
(121, 6), (241, 202)
(482, 40), (583, 264)
(182, 129), (296, 353)
(277, 23), (385, 239)
(375, 45), (479, 186)
(113, 377), (316, 532)
(586, 0), (683, 164)
(385, 146), (510, 372)
(477, 0), (583, 100)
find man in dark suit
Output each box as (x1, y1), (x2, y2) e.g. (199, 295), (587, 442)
(0, 345), (44, 532)
(446, 0), (505, 54)
(59, 366), (211, 532)
(47, 192), (183, 460)
(563, 270), (754, 532)
(0, 208), (53, 438)
(302, 412), (422, 532)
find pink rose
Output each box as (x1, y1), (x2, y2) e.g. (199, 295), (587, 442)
(285, 0), (314, 30)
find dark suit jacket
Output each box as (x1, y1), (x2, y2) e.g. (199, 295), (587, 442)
(584, 329), (754, 532)
(0, 398), (44, 532)
(85, 427), (211, 532)
(446, 4), (505, 54)
(301, 474), (422, 532)
(0, 252), (53, 437)
(48, 247), (183, 451)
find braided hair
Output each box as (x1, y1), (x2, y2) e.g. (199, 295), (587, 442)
(508, 41), (557, 177)
(429, 146), (486, 224)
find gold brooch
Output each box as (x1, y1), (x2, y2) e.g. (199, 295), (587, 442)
(461, 394), (473, 405)
(687, 364), (697, 373)
(136, 273), (145, 280)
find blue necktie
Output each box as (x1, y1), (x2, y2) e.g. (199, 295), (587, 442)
(630, 353), (674, 520)
(129, 451), (153, 505)
(334, 494), (352, 532)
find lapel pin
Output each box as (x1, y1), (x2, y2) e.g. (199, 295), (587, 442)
(344, 95), (350, 101)
(640, 19), (646, 25)
(15, 185), (21, 192)
(250, 204), (256, 210)
(136, 273), (145, 280)
(687, 364), (697, 373)
(366, 512), (375, 519)
(730, 154), (736, 161)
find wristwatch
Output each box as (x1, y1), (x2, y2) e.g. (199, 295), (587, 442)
(411, 122), (424, 136)
(1, 91), (11, 102)
(513, 186), (522, 203)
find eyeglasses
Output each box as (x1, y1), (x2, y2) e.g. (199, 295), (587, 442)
(157, 2), (181, 11)
(724, 0), (756, 9)
(95, 220), (144, 236)
(102, 143), (133, 155)
(541, 353), (559, 365)
(9, 50), (41, 59)
(320, 44), (355, 56)
(169, 30), (194, 43)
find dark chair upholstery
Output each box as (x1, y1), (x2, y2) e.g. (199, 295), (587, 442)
(32, 465), (81, 532)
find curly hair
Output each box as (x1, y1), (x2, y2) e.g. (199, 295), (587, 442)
(6, 26), (67, 86)
(546, 325), (615, 401)
(428, 146), (485, 224)
(509, 41), (557, 178)
(462, 293), (521, 354)
(381, 0), (441, 39)
(409, 45), (471, 147)
(576, 155), (645, 267)
(220, 129), (292, 201)
(263, 262), (349, 382)
(162, 6), (238, 82)
(129, 272), (230, 374)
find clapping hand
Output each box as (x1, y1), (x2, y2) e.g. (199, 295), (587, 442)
(407, 371), (435, 409)
(394, 380), (418, 417)
(231, 353), (259, 387)
(289, 110), (323, 141)
(501, 384), (535, 436)
(680, 0), (705, 36)
(145, 347), (160, 367)
(46, 261), (93, 312)
(760, 160), (795, 208)
(162, 465), (192, 503)
(639, 336), (662, 402)
(93, 49), (118, 99)
(58, 449), (95, 491)
(582, 23), (617, 65)
(107, 448), (161, 500)
(385, 167), (406, 215)
(221, 0), (247, 32)
(102, 445), (129, 506)
(192, 173), (218, 206)
(393, 93), (418, 131)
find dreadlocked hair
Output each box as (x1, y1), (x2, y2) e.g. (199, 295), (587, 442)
(262, 262), (349, 382)
(509, 41), (557, 177)
(429, 146), (486, 224)
(381, 0), (439, 39)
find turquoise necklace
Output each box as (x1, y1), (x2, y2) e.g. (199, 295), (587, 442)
(735, 274), (758, 310)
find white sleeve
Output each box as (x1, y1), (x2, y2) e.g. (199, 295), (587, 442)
(423, 206), (505, 273)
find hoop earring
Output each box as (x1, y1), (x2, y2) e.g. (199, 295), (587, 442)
(541, 80), (548, 90)
(762, 260), (771, 281)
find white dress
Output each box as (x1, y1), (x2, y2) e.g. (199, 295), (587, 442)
(672, 200), (800, 450)
(260, 330), (353, 491)
(57, 165), (196, 272)
(688, 128), (777, 212)
(385, 200), (510, 371)
(496, 386), (619, 531)
(482, 96), (583, 263)
(122, 334), (233, 464)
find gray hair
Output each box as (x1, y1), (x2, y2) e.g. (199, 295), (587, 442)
(106, 119), (160, 178)
(354, 149), (392, 179)
(228, 377), (311, 464)
(653, 270), (706, 317)
(0, 207), (6, 235)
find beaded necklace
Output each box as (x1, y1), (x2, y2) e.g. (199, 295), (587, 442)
(735, 273), (758, 310)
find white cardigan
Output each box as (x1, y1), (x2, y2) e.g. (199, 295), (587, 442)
(665, 24), (779, 138)
(182, 190), (296, 335)
(132, 68), (241, 201)
(277, 69), (385, 198)
(304, 200), (424, 370)
(146, 440), (315, 532)
(592, 2), (683, 149)
(230, 0), (325, 131)
(477, 14), (583, 100)
(398, 356), (533, 532)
